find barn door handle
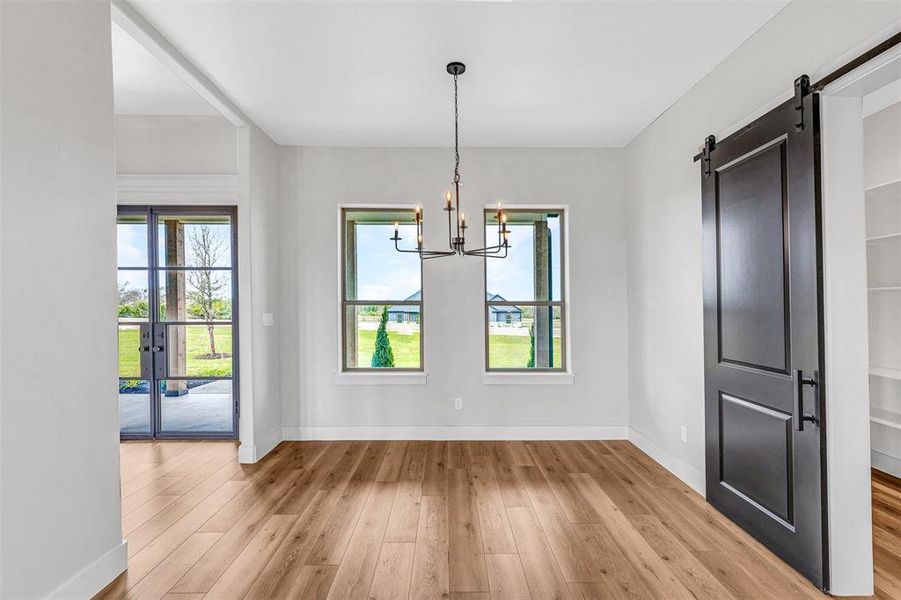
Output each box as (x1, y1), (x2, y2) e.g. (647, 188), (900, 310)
(793, 369), (818, 431)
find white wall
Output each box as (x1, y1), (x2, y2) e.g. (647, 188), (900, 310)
(115, 114), (237, 175)
(0, 1), (125, 597)
(865, 101), (901, 478)
(624, 1), (901, 491)
(279, 146), (628, 438)
(864, 101), (901, 189)
(237, 125), (282, 461)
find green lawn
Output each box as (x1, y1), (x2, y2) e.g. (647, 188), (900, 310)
(353, 330), (562, 369)
(487, 333), (563, 369)
(119, 325), (232, 378)
(357, 330), (420, 368)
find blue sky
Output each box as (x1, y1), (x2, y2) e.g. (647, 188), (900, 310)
(117, 222), (232, 268)
(355, 216), (561, 301)
(117, 222), (233, 301)
(120, 218), (562, 302)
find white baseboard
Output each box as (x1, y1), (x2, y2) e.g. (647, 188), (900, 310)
(44, 538), (127, 600)
(281, 425), (628, 441)
(872, 449), (901, 480)
(238, 426), (284, 464)
(628, 427), (705, 495)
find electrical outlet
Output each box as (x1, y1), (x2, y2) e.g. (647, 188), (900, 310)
(680, 426), (688, 443)
(454, 397), (463, 410)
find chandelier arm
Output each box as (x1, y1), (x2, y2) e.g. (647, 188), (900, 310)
(464, 246), (501, 255)
(464, 246), (509, 259)
(422, 251), (457, 260)
(393, 236), (422, 254)
(418, 247), (456, 257)
(464, 239), (508, 253)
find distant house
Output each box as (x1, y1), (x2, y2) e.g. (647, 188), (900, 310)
(387, 291), (522, 324)
(387, 291), (421, 323)
(487, 293), (523, 324)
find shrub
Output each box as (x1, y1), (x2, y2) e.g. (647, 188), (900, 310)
(371, 306), (395, 368)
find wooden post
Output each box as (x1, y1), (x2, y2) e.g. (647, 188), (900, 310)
(344, 218), (357, 368)
(534, 220), (550, 368)
(165, 220), (187, 393)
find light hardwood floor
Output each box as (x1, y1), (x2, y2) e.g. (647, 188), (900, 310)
(97, 440), (898, 599)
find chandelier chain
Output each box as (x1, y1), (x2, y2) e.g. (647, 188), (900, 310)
(453, 73), (460, 184)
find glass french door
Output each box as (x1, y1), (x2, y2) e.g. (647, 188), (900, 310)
(117, 206), (238, 439)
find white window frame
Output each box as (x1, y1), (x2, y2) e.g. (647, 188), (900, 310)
(482, 204), (573, 384)
(335, 204), (427, 385)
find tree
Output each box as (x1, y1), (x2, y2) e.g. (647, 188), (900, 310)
(187, 225), (228, 358)
(371, 306), (395, 368)
(118, 281), (148, 317)
(527, 322), (535, 368)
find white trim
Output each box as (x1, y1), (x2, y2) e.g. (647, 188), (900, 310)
(479, 203), (573, 376)
(334, 372), (428, 385)
(336, 203), (421, 372)
(872, 449), (901, 480)
(865, 178), (901, 194)
(282, 425), (627, 441)
(238, 426), (283, 464)
(44, 539), (127, 600)
(815, 40), (901, 593)
(628, 427), (705, 495)
(862, 77), (901, 118)
(870, 365), (901, 380)
(116, 173), (238, 205)
(110, 1), (250, 127)
(482, 372), (574, 385)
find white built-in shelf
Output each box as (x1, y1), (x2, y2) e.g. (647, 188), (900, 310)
(868, 286), (901, 292)
(867, 231), (901, 242)
(865, 178), (901, 199)
(870, 366), (901, 380)
(870, 406), (901, 431)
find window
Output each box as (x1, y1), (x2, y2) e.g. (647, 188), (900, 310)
(484, 209), (565, 371)
(342, 208), (423, 370)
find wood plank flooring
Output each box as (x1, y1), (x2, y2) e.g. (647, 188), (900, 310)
(97, 441), (899, 599)
(872, 470), (901, 600)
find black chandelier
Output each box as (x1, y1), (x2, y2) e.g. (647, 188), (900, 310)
(392, 62), (509, 260)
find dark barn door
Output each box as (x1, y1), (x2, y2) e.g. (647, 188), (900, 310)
(701, 80), (827, 589)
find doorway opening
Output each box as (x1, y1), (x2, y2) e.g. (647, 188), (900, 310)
(861, 73), (901, 599)
(117, 206), (239, 439)
(819, 34), (901, 596)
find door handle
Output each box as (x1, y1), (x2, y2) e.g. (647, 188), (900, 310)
(138, 345), (150, 353)
(793, 369), (819, 431)
(152, 346), (164, 353)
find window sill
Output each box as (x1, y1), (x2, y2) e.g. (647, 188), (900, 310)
(334, 372), (428, 386)
(482, 372), (575, 385)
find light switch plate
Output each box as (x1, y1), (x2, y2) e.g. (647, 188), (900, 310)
(262, 313), (275, 327)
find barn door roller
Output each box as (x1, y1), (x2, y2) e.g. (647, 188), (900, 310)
(692, 73), (812, 165)
(794, 74), (811, 132)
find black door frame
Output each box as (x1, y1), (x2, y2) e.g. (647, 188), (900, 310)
(117, 205), (240, 440)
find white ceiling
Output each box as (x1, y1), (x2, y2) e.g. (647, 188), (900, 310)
(127, 1), (788, 147)
(112, 21), (217, 115)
